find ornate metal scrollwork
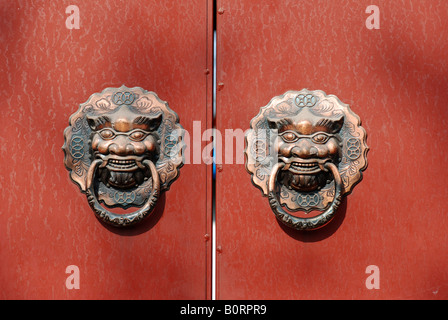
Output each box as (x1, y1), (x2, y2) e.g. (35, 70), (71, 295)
(245, 89), (368, 231)
(63, 86), (184, 227)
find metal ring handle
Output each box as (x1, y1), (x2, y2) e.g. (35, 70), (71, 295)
(85, 159), (160, 227)
(268, 162), (342, 231)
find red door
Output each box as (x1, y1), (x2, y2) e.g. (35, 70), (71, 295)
(2, 0), (448, 301)
(215, 0), (448, 299)
(0, 0), (213, 299)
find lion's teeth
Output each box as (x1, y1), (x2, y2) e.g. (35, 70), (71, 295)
(108, 159), (136, 167)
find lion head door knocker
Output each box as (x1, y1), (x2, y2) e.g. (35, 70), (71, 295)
(63, 86), (184, 227)
(245, 89), (368, 231)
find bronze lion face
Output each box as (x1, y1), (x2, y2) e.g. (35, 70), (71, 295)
(87, 105), (162, 189)
(268, 107), (343, 192)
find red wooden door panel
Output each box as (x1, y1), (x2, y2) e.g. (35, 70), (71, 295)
(0, 0), (213, 299)
(216, 0), (448, 299)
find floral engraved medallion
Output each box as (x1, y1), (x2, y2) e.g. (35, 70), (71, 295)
(63, 86), (184, 227)
(245, 89), (368, 230)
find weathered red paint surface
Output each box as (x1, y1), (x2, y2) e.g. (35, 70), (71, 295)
(0, 0), (213, 299)
(216, 0), (448, 299)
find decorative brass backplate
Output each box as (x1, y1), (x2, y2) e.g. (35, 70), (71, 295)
(63, 86), (184, 227)
(245, 89), (368, 230)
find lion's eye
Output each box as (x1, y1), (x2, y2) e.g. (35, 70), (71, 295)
(129, 130), (147, 141)
(311, 133), (330, 144)
(99, 129), (115, 140)
(280, 131), (299, 143)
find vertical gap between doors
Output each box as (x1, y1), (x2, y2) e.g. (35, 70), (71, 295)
(211, 0), (217, 300)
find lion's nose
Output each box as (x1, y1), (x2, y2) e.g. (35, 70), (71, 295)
(291, 140), (318, 159)
(108, 137), (135, 156)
